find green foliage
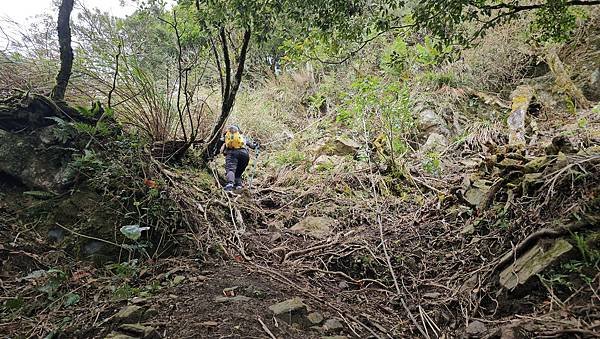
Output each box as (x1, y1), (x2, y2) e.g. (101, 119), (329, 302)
(572, 233), (600, 266)
(337, 76), (415, 170)
(63, 293), (80, 307)
(412, 0), (597, 46)
(381, 35), (452, 76)
(531, 0), (579, 42)
(422, 151), (441, 176)
(273, 149), (307, 167)
(2, 297), (24, 312)
(381, 36), (410, 75)
(38, 269), (68, 300)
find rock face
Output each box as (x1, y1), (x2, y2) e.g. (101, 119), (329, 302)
(289, 217), (334, 239)
(499, 239), (573, 290)
(508, 85), (535, 146)
(0, 128), (72, 192)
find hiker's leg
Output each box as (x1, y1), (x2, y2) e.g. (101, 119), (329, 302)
(234, 150), (250, 186)
(225, 152), (238, 186)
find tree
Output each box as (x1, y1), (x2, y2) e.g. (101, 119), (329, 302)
(181, 0), (398, 158)
(51, 0), (74, 102)
(413, 0), (600, 45)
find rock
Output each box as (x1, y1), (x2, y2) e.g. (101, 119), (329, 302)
(83, 241), (105, 255)
(524, 156), (549, 173)
(323, 318), (344, 332)
(460, 223), (475, 235)
(338, 281), (349, 289)
(172, 275), (185, 285)
(307, 312), (324, 325)
(551, 136), (575, 154)
(464, 183), (490, 207)
(113, 305), (145, 323)
(0, 129), (72, 192)
(420, 133), (448, 153)
(418, 109), (448, 135)
(130, 297), (146, 305)
(583, 67), (600, 101)
(214, 295), (251, 303)
(330, 136), (360, 156)
(289, 217), (334, 239)
(466, 320), (487, 337)
(47, 228), (65, 243)
(508, 85), (534, 146)
(522, 173), (543, 193)
(143, 308), (158, 320)
(118, 323), (160, 339)
(499, 239), (573, 290)
(268, 298), (308, 326)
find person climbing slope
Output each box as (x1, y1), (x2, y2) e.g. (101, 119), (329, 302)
(219, 125), (259, 192)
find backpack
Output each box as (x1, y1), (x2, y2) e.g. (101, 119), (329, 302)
(224, 130), (245, 149)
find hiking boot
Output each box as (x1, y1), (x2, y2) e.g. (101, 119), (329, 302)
(234, 185), (243, 190)
(224, 183), (234, 192)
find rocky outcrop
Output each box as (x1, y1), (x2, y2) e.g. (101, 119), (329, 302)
(0, 128), (72, 192)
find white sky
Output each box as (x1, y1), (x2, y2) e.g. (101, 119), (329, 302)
(1, 0), (138, 25)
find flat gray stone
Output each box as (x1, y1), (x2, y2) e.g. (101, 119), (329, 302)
(214, 295), (251, 303)
(323, 318), (344, 332)
(466, 320), (487, 336)
(307, 312), (324, 325)
(113, 305), (144, 323)
(269, 298), (308, 326)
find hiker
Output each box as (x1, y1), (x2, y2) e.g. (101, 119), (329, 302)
(219, 125), (259, 191)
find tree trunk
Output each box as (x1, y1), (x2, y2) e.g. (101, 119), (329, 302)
(204, 29), (252, 159)
(51, 0), (75, 102)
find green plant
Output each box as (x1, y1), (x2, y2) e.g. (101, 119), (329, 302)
(422, 151), (442, 176)
(571, 233), (600, 266)
(38, 269), (68, 300)
(273, 149), (307, 167)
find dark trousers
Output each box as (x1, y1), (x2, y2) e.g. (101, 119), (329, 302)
(225, 148), (250, 186)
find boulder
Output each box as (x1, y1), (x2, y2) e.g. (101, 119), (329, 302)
(289, 217), (334, 239)
(417, 109), (449, 136)
(499, 239), (573, 290)
(420, 133), (448, 153)
(330, 136), (360, 156)
(0, 129), (72, 192)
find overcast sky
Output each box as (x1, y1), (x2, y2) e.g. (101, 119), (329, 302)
(1, 0), (137, 25)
